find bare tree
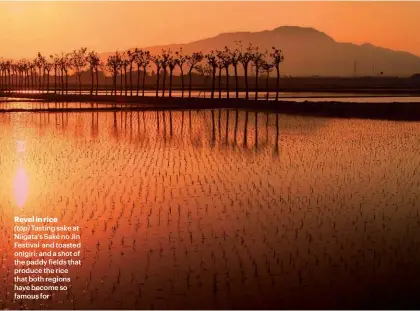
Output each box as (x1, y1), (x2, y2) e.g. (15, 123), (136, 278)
(195, 64), (213, 98)
(161, 49), (171, 97)
(167, 51), (177, 98)
(152, 55), (163, 98)
(133, 49), (143, 96)
(252, 48), (266, 100)
(230, 43), (241, 98)
(175, 48), (187, 98)
(205, 51), (218, 99)
(120, 52), (129, 96)
(72, 47), (88, 94)
(0, 59), (5, 92)
(106, 52), (121, 96)
(0, 59), (4, 92)
(127, 49), (137, 96)
(35, 53), (46, 92)
(186, 52), (203, 98)
(87, 51), (100, 95)
(28, 61), (36, 93)
(23, 60), (30, 92)
(17, 60), (28, 92)
(216, 50), (224, 98)
(140, 51), (151, 97)
(7, 60), (12, 92)
(219, 48), (232, 99)
(43, 60), (53, 93)
(270, 47), (285, 101)
(98, 60), (108, 95)
(238, 42), (254, 100)
(51, 54), (60, 94)
(261, 61), (274, 100)
(59, 53), (72, 95)
(0, 59), (12, 93)
(16, 61), (25, 91)
(12, 63), (18, 91)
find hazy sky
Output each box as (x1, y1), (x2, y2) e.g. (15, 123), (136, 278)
(1, 1), (419, 59)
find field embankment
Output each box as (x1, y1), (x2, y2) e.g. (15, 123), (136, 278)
(1, 91), (420, 121)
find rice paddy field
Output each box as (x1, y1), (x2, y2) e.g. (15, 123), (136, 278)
(1, 107), (420, 309)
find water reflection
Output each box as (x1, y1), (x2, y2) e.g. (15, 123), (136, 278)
(6, 110), (329, 160)
(13, 165), (29, 208)
(13, 141), (28, 208)
(1, 110), (420, 309)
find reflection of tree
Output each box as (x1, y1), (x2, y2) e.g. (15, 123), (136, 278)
(273, 113), (279, 156)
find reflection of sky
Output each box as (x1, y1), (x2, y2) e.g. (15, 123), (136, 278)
(13, 165), (29, 208)
(14, 140), (28, 207)
(17, 140), (25, 153)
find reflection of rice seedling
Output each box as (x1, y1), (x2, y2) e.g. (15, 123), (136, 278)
(1, 111), (420, 309)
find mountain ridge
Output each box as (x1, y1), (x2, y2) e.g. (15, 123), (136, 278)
(99, 26), (420, 77)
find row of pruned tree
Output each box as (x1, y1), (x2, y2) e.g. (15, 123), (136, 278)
(0, 41), (284, 100)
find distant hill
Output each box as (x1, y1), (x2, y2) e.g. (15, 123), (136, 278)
(100, 26), (420, 77)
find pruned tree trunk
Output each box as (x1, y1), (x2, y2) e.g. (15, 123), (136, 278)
(225, 67), (229, 99)
(46, 71), (50, 93)
(244, 66), (249, 100)
(275, 67), (280, 101)
(120, 71), (123, 96)
(218, 67), (222, 99)
(156, 71), (160, 98)
(255, 69), (259, 100)
(136, 65), (140, 96)
(188, 70), (193, 98)
(211, 67), (216, 99)
(162, 69), (167, 97)
(79, 74), (82, 95)
(65, 70), (68, 95)
(180, 70), (184, 98)
(169, 69), (173, 98)
(142, 66), (147, 97)
(266, 72), (270, 101)
(124, 67), (128, 96)
(90, 68), (94, 95)
(129, 65), (133, 96)
(114, 73), (117, 96)
(95, 68), (99, 95)
(54, 69), (57, 94)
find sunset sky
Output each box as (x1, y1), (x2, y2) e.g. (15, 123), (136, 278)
(1, 1), (419, 59)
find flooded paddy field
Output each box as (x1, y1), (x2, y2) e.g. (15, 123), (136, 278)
(0, 109), (420, 309)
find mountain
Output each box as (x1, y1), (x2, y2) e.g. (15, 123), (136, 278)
(101, 26), (420, 77)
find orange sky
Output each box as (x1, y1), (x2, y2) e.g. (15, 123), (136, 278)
(1, 1), (419, 59)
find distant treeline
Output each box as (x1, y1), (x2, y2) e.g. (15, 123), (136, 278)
(0, 43), (285, 100)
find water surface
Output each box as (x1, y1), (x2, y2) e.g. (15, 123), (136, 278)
(0, 109), (419, 309)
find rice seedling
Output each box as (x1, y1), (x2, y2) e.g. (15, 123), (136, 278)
(0, 109), (419, 309)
